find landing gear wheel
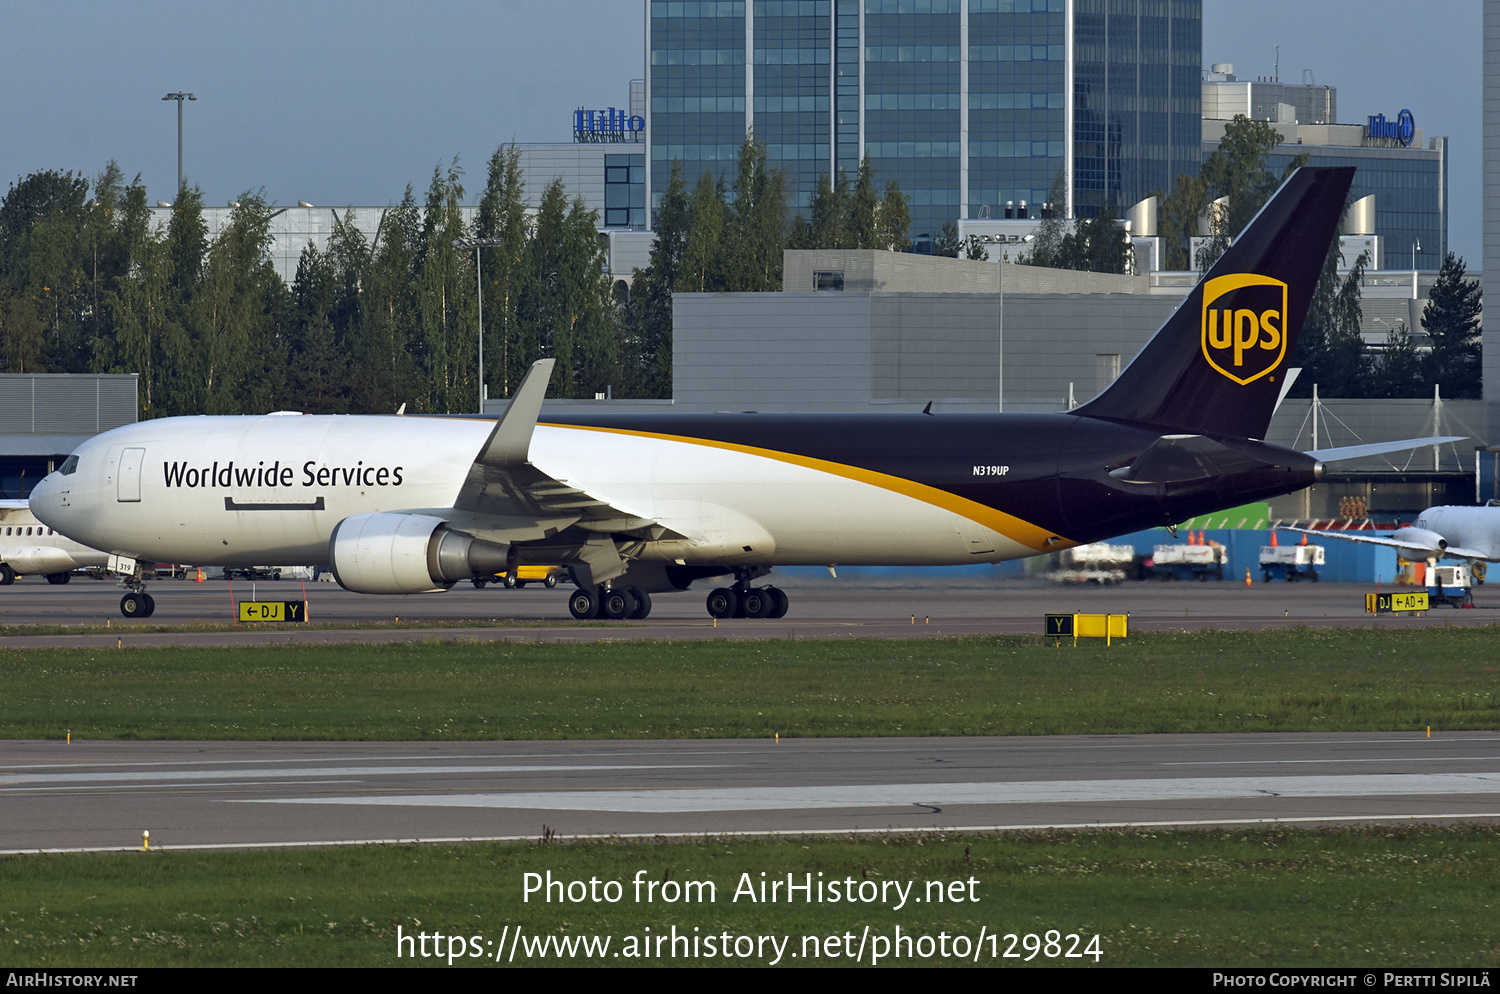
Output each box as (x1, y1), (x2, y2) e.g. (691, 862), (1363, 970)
(504, 574), (518, 589)
(766, 587), (790, 619)
(739, 588), (773, 619)
(121, 593), (147, 618)
(45, 572), (71, 585)
(0, 564), (14, 585)
(472, 578), (489, 589)
(600, 587), (636, 620)
(142, 593), (156, 618)
(568, 588), (599, 620)
(706, 587), (738, 619)
(627, 588), (652, 620)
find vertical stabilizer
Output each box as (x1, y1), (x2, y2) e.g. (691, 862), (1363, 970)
(1073, 166), (1354, 439)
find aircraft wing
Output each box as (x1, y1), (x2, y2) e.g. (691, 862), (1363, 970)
(449, 359), (673, 542)
(1282, 527), (1492, 562)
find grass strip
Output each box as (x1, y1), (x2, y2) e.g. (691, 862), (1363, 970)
(0, 627), (1496, 740)
(3, 826), (1497, 967)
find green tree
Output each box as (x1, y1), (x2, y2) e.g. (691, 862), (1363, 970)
(1153, 118), (1307, 272)
(1422, 252), (1482, 399)
(933, 220), (962, 258)
(1024, 209), (1131, 274)
(414, 159), (475, 413)
(287, 243), (349, 413)
(1289, 249), (1371, 397)
(354, 186), (425, 413)
(194, 191), (285, 414)
(1368, 323), (1429, 399)
(875, 179), (911, 251)
(802, 169), (851, 249)
(621, 162), (690, 398)
(678, 172), (727, 293)
(723, 136), (786, 292)
(475, 145), (532, 400)
(848, 156), (881, 249)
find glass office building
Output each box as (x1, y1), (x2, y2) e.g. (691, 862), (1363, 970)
(645, 0), (1202, 237)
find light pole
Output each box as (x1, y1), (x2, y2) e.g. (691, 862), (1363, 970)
(161, 91), (196, 196)
(452, 237), (505, 415)
(1412, 238), (1421, 299)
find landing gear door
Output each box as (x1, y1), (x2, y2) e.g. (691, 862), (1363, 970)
(117, 447), (145, 502)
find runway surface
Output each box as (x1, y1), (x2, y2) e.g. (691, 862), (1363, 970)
(0, 575), (1496, 648)
(3, 733), (1498, 853)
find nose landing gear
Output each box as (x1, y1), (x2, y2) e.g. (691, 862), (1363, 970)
(115, 559), (156, 618)
(120, 591), (156, 618)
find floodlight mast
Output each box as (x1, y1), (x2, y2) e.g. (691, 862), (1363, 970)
(452, 237), (507, 414)
(161, 91), (196, 196)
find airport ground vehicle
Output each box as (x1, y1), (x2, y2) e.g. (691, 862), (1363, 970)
(1259, 542), (1324, 582)
(471, 565), (563, 589)
(1142, 542), (1227, 581)
(1047, 543), (1133, 585)
(1425, 564), (1475, 607)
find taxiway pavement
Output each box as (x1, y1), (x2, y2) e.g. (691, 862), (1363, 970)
(3, 733), (1497, 853)
(0, 577), (1495, 649)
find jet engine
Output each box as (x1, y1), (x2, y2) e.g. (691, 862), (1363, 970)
(1390, 526), (1447, 562)
(328, 512), (510, 594)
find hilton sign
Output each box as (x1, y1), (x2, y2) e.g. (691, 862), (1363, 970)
(574, 107), (645, 144)
(1366, 109), (1416, 148)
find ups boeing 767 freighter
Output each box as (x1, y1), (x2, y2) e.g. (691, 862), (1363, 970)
(28, 167), (1455, 619)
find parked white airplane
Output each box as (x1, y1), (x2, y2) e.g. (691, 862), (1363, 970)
(0, 500), (109, 585)
(1288, 506), (1499, 565)
(26, 167), (1456, 619)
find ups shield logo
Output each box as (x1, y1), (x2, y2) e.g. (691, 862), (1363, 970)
(1200, 274), (1289, 385)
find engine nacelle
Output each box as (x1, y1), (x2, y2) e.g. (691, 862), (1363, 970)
(328, 512), (510, 594)
(1391, 526), (1447, 562)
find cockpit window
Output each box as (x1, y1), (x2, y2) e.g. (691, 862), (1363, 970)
(59, 455), (79, 476)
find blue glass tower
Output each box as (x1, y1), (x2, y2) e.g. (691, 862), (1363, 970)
(645, 0), (1202, 238)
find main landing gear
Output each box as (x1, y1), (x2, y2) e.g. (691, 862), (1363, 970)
(568, 585), (654, 620)
(705, 579), (789, 620)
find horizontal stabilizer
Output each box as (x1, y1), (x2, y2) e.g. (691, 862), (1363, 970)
(1109, 434), (1268, 485)
(1306, 436), (1467, 463)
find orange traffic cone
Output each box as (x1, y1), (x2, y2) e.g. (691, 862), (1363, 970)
(196, 567), (204, 582)
(1269, 530), (1278, 546)
(1244, 567), (1252, 587)
(1299, 533), (1308, 546)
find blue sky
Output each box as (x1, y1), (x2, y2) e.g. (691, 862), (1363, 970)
(0, 1), (1480, 262)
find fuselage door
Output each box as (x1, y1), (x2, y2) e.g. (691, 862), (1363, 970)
(117, 447), (145, 502)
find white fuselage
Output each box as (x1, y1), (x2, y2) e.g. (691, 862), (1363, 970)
(0, 500), (109, 575)
(1409, 506), (1500, 560)
(28, 414), (1025, 569)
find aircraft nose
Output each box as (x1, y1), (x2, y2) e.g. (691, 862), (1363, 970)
(28, 473), (65, 524)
